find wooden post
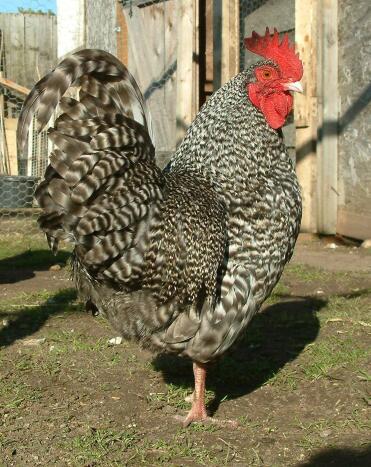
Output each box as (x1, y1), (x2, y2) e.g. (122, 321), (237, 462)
(317, 0), (338, 234)
(176, 0), (198, 145)
(221, 0), (240, 85)
(4, 118), (18, 175)
(56, 0), (85, 58)
(0, 92), (10, 175)
(213, 0), (240, 90)
(192, 0), (200, 117)
(116, 1), (129, 65)
(203, 0), (214, 102)
(295, 0), (318, 232)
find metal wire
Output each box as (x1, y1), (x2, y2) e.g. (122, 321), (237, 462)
(0, 1), (55, 234)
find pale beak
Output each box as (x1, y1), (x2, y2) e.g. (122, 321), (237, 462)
(283, 81), (303, 93)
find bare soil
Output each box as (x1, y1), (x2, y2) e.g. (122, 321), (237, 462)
(0, 234), (370, 466)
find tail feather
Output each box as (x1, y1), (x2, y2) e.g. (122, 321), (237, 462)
(58, 96), (90, 120)
(17, 49), (154, 153)
(18, 47), (162, 292)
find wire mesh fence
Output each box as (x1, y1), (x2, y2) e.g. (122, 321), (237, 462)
(0, 1), (56, 234)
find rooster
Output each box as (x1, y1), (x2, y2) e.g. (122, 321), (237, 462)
(17, 28), (303, 426)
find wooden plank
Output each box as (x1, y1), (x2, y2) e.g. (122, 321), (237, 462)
(85, 0), (117, 55)
(0, 93), (10, 174)
(337, 0), (370, 240)
(198, 0), (213, 105)
(176, 0), (195, 145)
(116, 2), (129, 65)
(0, 76), (30, 95)
(192, 0), (200, 116)
(212, 0), (222, 90)
(317, 0), (338, 234)
(204, 0), (213, 98)
(295, 0), (318, 232)
(4, 118), (18, 175)
(125, 1), (177, 154)
(0, 14), (25, 85)
(25, 14), (57, 83)
(24, 14), (40, 83)
(0, 13), (56, 87)
(213, 0), (239, 90)
(221, 0), (239, 85)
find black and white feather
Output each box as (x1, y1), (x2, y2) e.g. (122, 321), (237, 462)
(17, 49), (301, 363)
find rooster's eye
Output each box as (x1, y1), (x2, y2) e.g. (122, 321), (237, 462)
(262, 70), (272, 79)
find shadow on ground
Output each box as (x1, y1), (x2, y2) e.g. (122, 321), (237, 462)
(0, 288), (77, 348)
(153, 297), (326, 413)
(0, 249), (69, 284)
(297, 445), (371, 467)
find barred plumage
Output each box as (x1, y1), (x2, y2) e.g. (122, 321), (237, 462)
(18, 39), (302, 424)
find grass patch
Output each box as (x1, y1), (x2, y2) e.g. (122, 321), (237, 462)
(300, 337), (370, 380)
(141, 431), (220, 465)
(0, 234), (370, 466)
(286, 264), (331, 282)
(0, 233), (71, 270)
(69, 427), (139, 463)
(147, 383), (215, 410)
(0, 288), (80, 349)
(0, 289), (77, 314)
(0, 380), (43, 410)
(319, 294), (371, 325)
(48, 330), (108, 352)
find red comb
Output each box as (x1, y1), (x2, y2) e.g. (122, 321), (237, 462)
(244, 27), (303, 81)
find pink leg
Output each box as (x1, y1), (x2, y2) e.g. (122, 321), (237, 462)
(182, 362), (208, 426)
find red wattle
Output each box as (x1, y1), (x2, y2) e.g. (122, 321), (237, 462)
(248, 84), (293, 130)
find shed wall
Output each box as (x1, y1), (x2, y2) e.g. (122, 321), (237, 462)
(124, 2), (177, 161)
(337, 0), (371, 239)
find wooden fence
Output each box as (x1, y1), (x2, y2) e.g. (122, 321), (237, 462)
(0, 13), (57, 88)
(0, 13), (57, 177)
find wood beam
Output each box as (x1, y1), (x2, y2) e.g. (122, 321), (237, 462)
(221, 0), (240, 85)
(213, 0), (240, 90)
(0, 76), (30, 95)
(317, 0), (338, 234)
(176, 0), (198, 145)
(295, 0), (318, 232)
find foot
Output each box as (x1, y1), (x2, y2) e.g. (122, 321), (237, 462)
(181, 403), (208, 427)
(174, 413), (238, 428)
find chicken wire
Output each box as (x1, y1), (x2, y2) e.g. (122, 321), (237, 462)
(239, 0), (269, 70)
(0, 1), (56, 234)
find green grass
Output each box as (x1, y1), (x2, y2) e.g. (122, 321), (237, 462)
(0, 233), (71, 270)
(0, 289), (77, 312)
(69, 427), (139, 463)
(1, 235), (371, 466)
(285, 263), (331, 282)
(147, 383), (215, 410)
(0, 380), (43, 410)
(300, 337), (370, 380)
(138, 431), (222, 465)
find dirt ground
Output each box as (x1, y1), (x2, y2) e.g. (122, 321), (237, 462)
(0, 233), (370, 466)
